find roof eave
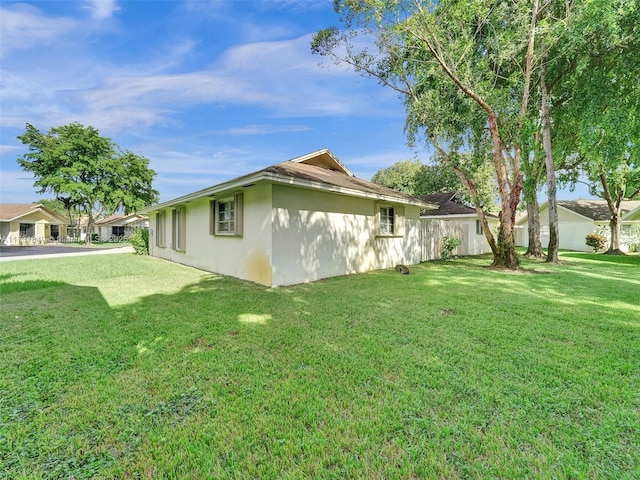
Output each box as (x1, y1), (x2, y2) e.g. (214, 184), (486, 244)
(141, 171), (438, 212)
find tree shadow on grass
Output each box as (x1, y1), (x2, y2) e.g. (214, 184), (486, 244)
(2, 260), (639, 479)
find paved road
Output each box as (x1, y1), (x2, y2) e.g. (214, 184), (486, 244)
(0, 244), (133, 261)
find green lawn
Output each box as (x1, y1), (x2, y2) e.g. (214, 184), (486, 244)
(1, 252), (638, 479)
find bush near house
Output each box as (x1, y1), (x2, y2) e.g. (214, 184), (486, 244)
(128, 228), (149, 255)
(586, 232), (607, 252)
(441, 236), (461, 259)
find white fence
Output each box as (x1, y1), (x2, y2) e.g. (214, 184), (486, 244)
(419, 219), (472, 261)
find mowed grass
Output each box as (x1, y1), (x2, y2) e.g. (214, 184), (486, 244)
(1, 252), (638, 479)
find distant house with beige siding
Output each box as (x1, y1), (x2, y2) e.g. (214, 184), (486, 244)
(141, 149), (437, 286)
(0, 203), (68, 244)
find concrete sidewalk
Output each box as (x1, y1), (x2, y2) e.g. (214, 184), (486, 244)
(0, 245), (134, 262)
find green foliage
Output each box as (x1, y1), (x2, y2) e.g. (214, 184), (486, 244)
(128, 228), (150, 255)
(312, 0), (548, 268)
(441, 236), (461, 260)
(371, 156), (498, 209)
(586, 232), (607, 252)
(552, 1), (640, 246)
(16, 122), (159, 244)
(371, 160), (424, 194)
(1, 253), (639, 478)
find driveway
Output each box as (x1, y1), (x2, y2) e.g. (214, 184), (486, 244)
(0, 244), (133, 261)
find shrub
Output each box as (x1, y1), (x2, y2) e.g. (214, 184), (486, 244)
(442, 236), (461, 260)
(129, 228), (150, 255)
(585, 232), (607, 252)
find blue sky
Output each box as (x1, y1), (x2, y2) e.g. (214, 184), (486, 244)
(0, 0), (589, 204)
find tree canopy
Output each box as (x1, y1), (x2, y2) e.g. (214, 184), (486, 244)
(313, 0), (544, 268)
(552, 0), (640, 253)
(371, 157), (497, 209)
(17, 122), (159, 244)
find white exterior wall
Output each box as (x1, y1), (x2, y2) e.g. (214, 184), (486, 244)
(149, 183), (274, 286)
(421, 216), (495, 259)
(464, 217), (496, 255)
(271, 185), (423, 286)
(518, 207), (594, 252)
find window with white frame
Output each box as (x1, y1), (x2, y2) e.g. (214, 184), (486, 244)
(379, 206), (395, 236)
(156, 211), (166, 247)
(172, 206), (186, 251)
(211, 193), (243, 236)
(475, 220), (484, 235)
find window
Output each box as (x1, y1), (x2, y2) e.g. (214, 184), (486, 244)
(19, 223), (35, 237)
(112, 226), (125, 237)
(211, 193), (243, 236)
(377, 204), (405, 237)
(172, 206), (186, 252)
(475, 220), (484, 235)
(380, 206), (395, 236)
(156, 211), (166, 247)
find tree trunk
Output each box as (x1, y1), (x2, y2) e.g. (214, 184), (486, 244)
(600, 171), (625, 254)
(607, 213), (623, 254)
(85, 214), (94, 245)
(541, 57), (560, 263)
(487, 115), (521, 269)
(525, 195), (544, 257)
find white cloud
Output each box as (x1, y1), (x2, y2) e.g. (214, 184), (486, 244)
(0, 3), (77, 57)
(84, 0), (120, 20)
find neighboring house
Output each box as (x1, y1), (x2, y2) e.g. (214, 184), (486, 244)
(66, 215), (89, 242)
(515, 199), (640, 252)
(419, 192), (498, 257)
(141, 149), (438, 286)
(0, 203), (68, 244)
(94, 213), (149, 241)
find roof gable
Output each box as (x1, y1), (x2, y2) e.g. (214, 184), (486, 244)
(288, 149), (354, 177)
(0, 203), (68, 223)
(143, 149), (438, 212)
(516, 199), (640, 224)
(558, 200), (640, 221)
(622, 205), (640, 221)
(95, 213), (147, 226)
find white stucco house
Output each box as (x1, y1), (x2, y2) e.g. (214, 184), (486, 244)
(141, 149), (437, 286)
(419, 192), (498, 256)
(94, 213), (149, 241)
(515, 199), (640, 252)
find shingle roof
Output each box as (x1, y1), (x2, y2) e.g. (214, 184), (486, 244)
(0, 204), (41, 221)
(0, 203), (67, 223)
(143, 149), (437, 212)
(264, 161), (430, 206)
(94, 213), (147, 226)
(559, 200), (640, 221)
(418, 192), (477, 216)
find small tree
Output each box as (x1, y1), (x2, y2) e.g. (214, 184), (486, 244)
(441, 236), (461, 260)
(17, 123), (159, 245)
(586, 233), (607, 253)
